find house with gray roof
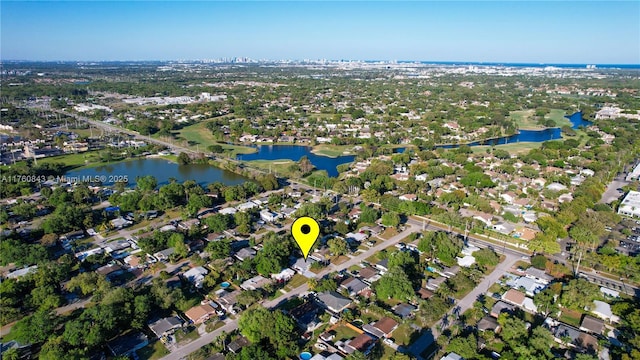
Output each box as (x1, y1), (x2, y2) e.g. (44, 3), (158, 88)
(340, 277), (369, 296)
(148, 316), (183, 338)
(317, 291), (352, 313)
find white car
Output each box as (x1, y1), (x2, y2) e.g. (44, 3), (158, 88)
(314, 343), (327, 350)
(384, 338), (394, 345)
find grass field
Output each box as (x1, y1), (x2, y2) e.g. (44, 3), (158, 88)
(175, 327), (200, 344)
(510, 108), (571, 130)
(379, 228), (399, 240)
(559, 308), (583, 327)
(137, 341), (169, 360)
(333, 324), (361, 342)
(244, 159), (296, 177)
(393, 323), (416, 346)
(311, 144), (355, 157)
(36, 150), (103, 169)
(175, 120), (256, 156)
(471, 141), (544, 155)
(509, 110), (539, 130)
(284, 274), (308, 291)
(546, 109), (572, 127)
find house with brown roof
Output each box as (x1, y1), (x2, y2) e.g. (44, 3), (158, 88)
(345, 333), (377, 355)
(357, 266), (380, 284)
(580, 315), (605, 335)
(477, 316), (500, 332)
(373, 317), (398, 338)
(184, 303), (217, 325)
(417, 287), (434, 300)
(502, 289), (526, 306)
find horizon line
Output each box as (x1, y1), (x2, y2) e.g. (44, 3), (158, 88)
(2, 59), (640, 66)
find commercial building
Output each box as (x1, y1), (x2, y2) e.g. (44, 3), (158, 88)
(618, 191), (640, 218)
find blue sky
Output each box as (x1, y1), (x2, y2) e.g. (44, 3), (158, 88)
(1, 1), (638, 63)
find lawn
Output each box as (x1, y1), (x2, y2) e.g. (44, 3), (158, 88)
(137, 340), (169, 360)
(471, 142), (544, 155)
(332, 255), (350, 266)
(488, 283), (504, 294)
(379, 228), (399, 240)
(546, 109), (572, 127)
(176, 120), (256, 156)
(311, 144), (355, 157)
(559, 308), (583, 327)
(36, 150), (103, 170)
(333, 324), (361, 342)
(509, 110), (539, 130)
(175, 327), (200, 344)
(245, 159), (297, 178)
(284, 274), (308, 291)
(393, 323), (416, 346)
(509, 108), (571, 130)
(365, 253), (383, 264)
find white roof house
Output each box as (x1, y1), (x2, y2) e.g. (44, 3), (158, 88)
(618, 191), (640, 218)
(441, 353), (463, 360)
(236, 202), (258, 212)
(183, 266), (208, 288)
(546, 182), (568, 192)
(260, 210), (280, 223)
(457, 255), (476, 267)
(219, 207), (237, 215)
(591, 300), (620, 323)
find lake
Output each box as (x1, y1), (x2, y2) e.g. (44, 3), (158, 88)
(566, 111), (592, 129)
(64, 113), (590, 183)
(236, 145), (355, 177)
(65, 158), (249, 187)
(436, 111), (589, 149)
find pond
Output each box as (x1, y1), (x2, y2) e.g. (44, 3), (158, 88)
(236, 145), (355, 177)
(65, 158), (249, 187)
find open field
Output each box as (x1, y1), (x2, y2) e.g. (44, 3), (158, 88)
(509, 110), (539, 129)
(471, 141), (544, 155)
(311, 144), (355, 157)
(175, 120), (256, 156)
(244, 159), (296, 177)
(546, 109), (572, 127)
(510, 108), (571, 130)
(34, 151), (144, 171)
(137, 341), (170, 360)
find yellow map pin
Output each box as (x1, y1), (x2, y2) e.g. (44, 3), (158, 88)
(292, 216), (320, 260)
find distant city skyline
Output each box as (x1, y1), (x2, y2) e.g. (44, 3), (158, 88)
(1, 1), (639, 64)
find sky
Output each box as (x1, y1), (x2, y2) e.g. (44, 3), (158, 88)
(1, 1), (639, 64)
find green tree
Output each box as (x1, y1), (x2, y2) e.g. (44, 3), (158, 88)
(374, 266), (414, 301)
(177, 152), (192, 165)
(473, 248), (499, 268)
(533, 288), (558, 317)
(206, 239), (232, 259)
(359, 206), (380, 224)
(381, 211), (401, 228)
(446, 333), (478, 359)
(237, 290), (263, 307)
(234, 211), (252, 234)
(204, 213), (234, 233)
(328, 237), (349, 256)
(238, 307), (298, 358)
(12, 310), (58, 344)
